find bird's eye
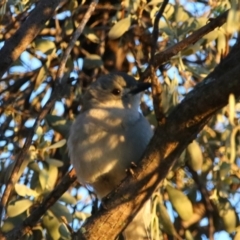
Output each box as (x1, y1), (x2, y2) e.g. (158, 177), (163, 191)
(111, 88), (121, 96)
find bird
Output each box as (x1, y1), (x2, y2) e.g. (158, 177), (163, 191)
(67, 72), (153, 239)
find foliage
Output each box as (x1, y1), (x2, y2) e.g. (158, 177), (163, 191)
(0, 0), (240, 239)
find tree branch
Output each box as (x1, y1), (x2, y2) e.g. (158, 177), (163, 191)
(0, 0), (64, 78)
(150, 0), (169, 125)
(76, 40), (240, 239)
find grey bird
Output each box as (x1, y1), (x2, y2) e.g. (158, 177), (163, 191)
(68, 72), (153, 239)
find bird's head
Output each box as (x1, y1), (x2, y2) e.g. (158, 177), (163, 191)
(83, 72), (151, 111)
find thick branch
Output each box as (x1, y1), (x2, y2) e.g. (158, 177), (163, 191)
(0, 0), (63, 78)
(77, 41), (240, 239)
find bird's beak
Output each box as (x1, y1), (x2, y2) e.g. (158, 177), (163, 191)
(129, 82), (151, 95)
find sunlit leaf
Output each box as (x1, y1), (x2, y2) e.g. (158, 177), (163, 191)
(35, 57), (51, 89)
(217, 31), (226, 54)
(186, 140), (203, 171)
(44, 139), (66, 150)
(46, 165), (58, 189)
(220, 206), (238, 233)
(50, 202), (72, 222)
(226, 8), (240, 33)
(166, 185), (193, 221)
(74, 211), (91, 221)
(219, 162), (231, 180)
(33, 39), (56, 55)
(15, 183), (39, 197)
(228, 94), (236, 126)
(185, 230), (194, 240)
(46, 158), (64, 167)
(84, 28), (100, 43)
(39, 169), (48, 190)
(83, 54), (103, 69)
(158, 203), (177, 235)
(7, 199), (33, 217)
(175, 5), (190, 23)
(64, 19), (74, 35)
(60, 191), (77, 205)
(2, 213), (27, 232)
(42, 211), (61, 240)
(108, 17), (131, 39)
(59, 223), (71, 239)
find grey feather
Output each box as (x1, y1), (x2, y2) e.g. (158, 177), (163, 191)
(68, 72), (153, 239)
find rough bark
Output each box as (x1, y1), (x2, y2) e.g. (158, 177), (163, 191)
(0, 0), (63, 78)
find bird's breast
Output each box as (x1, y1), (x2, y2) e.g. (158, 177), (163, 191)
(68, 109), (153, 197)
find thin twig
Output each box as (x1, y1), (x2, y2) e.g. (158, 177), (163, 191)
(186, 164), (216, 240)
(0, 0), (98, 224)
(56, 0), (98, 83)
(150, 0), (169, 125)
(150, 66), (166, 124)
(150, 0), (169, 63)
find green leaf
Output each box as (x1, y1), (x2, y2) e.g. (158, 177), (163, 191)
(219, 205), (238, 233)
(7, 199), (33, 217)
(203, 29), (219, 43)
(166, 185), (193, 221)
(35, 58), (51, 89)
(2, 213), (27, 232)
(45, 114), (72, 138)
(46, 158), (64, 167)
(217, 31), (226, 54)
(64, 19), (74, 35)
(42, 211), (61, 240)
(39, 169), (48, 190)
(2, 158), (30, 185)
(33, 39), (56, 55)
(59, 223), (71, 240)
(108, 17), (131, 39)
(163, 3), (174, 20)
(175, 5), (190, 23)
(158, 203), (177, 235)
(60, 191), (77, 205)
(15, 183), (39, 198)
(181, 41), (203, 56)
(50, 201), (72, 222)
(84, 28), (100, 43)
(28, 162), (41, 173)
(74, 211), (90, 221)
(83, 54), (103, 69)
(226, 9), (240, 33)
(219, 162), (231, 180)
(44, 139), (66, 150)
(46, 165), (58, 189)
(186, 140), (203, 171)
(185, 230), (194, 240)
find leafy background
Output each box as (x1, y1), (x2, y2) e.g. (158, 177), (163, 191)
(0, 0), (240, 239)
